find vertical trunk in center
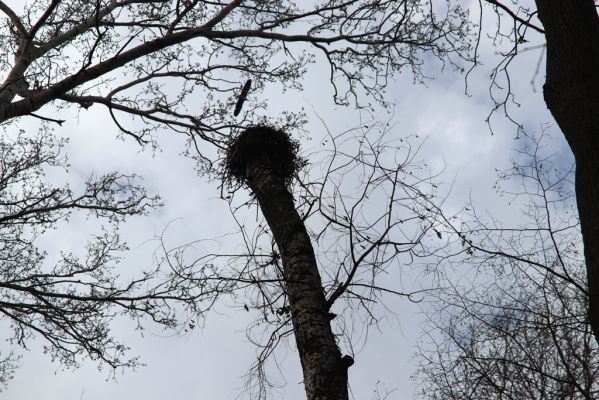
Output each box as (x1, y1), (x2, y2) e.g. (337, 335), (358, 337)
(243, 153), (351, 400)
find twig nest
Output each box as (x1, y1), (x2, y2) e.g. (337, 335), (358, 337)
(225, 125), (305, 186)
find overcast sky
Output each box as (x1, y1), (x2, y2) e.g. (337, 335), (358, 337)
(1, 2), (571, 399)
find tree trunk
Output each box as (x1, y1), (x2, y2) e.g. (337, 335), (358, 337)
(243, 153), (352, 399)
(535, 0), (599, 343)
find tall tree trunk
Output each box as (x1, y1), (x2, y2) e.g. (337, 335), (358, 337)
(243, 152), (352, 399)
(535, 0), (599, 343)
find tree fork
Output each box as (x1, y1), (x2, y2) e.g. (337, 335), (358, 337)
(225, 126), (353, 399)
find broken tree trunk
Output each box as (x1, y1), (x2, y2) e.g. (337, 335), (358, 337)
(226, 126), (353, 400)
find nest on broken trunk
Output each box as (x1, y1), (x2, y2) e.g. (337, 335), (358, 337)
(224, 125), (305, 188)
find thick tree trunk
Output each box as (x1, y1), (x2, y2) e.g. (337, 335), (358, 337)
(243, 153), (352, 399)
(535, 0), (599, 343)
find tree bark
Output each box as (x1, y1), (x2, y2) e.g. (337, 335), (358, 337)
(535, 0), (599, 343)
(243, 153), (351, 400)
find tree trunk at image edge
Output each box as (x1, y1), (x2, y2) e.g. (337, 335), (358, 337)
(535, 0), (599, 344)
(244, 154), (352, 399)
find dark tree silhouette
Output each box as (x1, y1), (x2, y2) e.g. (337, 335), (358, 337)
(0, 1), (470, 391)
(150, 121), (442, 398)
(533, 0), (599, 344)
(0, 129), (213, 388)
(4, 0), (597, 396)
(225, 126), (352, 399)
(414, 133), (598, 399)
(0, 1), (474, 392)
(0, 0), (471, 147)
(475, 0), (599, 342)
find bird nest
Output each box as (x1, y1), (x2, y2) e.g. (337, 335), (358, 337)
(224, 125), (305, 187)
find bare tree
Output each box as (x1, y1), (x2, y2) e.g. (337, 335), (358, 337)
(0, 127), (218, 389)
(0, 1), (473, 392)
(468, 0), (599, 342)
(0, 0), (471, 146)
(226, 125), (351, 399)
(0, 1), (475, 394)
(518, 0), (599, 346)
(5, 1), (596, 396)
(414, 133), (599, 399)
(156, 121), (442, 399)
